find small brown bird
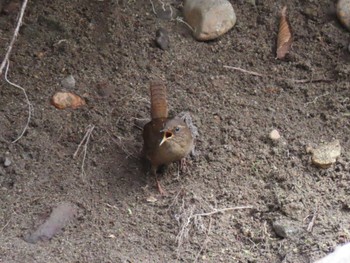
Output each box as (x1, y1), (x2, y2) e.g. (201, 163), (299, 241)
(143, 80), (193, 194)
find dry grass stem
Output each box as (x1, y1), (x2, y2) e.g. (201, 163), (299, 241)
(307, 205), (318, 232)
(194, 216), (213, 263)
(73, 124), (95, 176)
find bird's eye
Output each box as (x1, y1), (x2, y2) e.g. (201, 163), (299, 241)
(175, 127), (180, 132)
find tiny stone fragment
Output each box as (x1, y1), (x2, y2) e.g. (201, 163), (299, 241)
(155, 28), (169, 50)
(24, 202), (77, 244)
(3, 157), (11, 167)
(311, 140), (341, 168)
(61, 75), (76, 89)
(272, 219), (302, 238)
(51, 92), (86, 109)
(269, 129), (281, 141)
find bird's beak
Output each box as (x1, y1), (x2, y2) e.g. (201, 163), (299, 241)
(159, 130), (173, 146)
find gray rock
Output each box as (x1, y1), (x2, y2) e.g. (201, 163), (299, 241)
(273, 219), (302, 238)
(183, 0), (236, 41)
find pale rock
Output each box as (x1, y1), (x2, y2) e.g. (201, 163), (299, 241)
(183, 0), (236, 41)
(311, 140), (341, 168)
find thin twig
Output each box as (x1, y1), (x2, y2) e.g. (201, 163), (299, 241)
(1, 218), (11, 233)
(5, 61), (33, 143)
(223, 65), (265, 77)
(73, 124), (95, 176)
(307, 205), (318, 232)
(192, 205), (254, 218)
(0, 0), (29, 76)
(223, 65), (333, 84)
(304, 92), (329, 107)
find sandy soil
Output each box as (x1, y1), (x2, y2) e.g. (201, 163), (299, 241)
(0, 0), (350, 262)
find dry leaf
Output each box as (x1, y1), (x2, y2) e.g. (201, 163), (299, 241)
(51, 92), (86, 109)
(276, 6), (293, 59)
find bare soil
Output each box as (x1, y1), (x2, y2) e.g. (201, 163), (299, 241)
(1, 0), (350, 262)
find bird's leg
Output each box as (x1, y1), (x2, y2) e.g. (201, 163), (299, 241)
(151, 165), (167, 195)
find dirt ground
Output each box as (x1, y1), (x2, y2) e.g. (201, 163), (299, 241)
(0, 0), (350, 262)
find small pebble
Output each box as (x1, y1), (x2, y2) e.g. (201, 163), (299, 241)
(155, 28), (169, 50)
(337, 0), (350, 31)
(61, 75), (76, 89)
(4, 157), (11, 167)
(51, 92), (85, 109)
(269, 129), (281, 141)
(311, 140), (341, 168)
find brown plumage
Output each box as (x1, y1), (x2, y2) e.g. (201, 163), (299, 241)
(276, 6), (293, 59)
(143, 81), (193, 194)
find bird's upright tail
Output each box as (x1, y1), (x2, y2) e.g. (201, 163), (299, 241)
(149, 80), (168, 120)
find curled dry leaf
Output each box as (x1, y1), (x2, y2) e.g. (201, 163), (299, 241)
(51, 92), (86, 109)
(276, 6), (293, 59)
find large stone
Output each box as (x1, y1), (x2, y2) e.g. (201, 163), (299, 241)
(337, 0), (350, 31)
(183, 0), (236, 41)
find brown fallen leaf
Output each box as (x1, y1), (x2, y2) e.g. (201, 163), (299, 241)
(276, 6), (293, 59)
(51, 92), (86, 109)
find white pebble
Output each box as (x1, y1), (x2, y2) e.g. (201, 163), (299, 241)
(269, 129), (281, 140)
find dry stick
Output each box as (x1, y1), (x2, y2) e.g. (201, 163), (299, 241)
(73, 124), (95, 176)
(0, 0), (29, 76)
(223, 65), (333, 84)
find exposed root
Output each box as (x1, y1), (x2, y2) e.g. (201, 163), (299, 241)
(4, 61), (33, 143)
